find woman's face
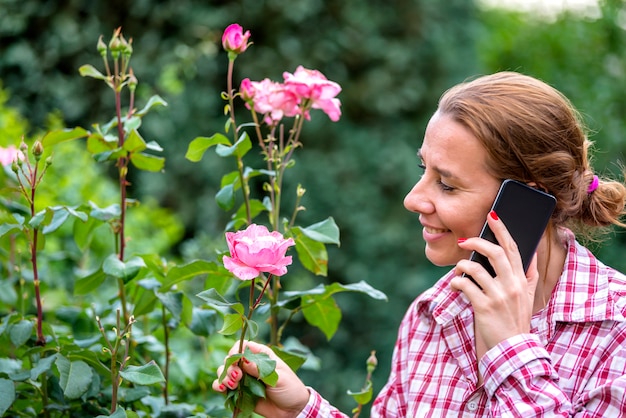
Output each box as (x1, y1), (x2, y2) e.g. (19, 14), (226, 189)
(404, 111), (502, 267)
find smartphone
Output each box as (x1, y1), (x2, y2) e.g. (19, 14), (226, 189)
(464, 179), (556, 287)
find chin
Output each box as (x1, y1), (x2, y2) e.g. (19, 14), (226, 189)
(425, 247), (467, 268)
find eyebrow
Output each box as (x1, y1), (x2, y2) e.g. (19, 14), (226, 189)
(416, 149), (457, 179)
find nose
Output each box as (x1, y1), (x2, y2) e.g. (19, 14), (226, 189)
(404, 178), (434, 215)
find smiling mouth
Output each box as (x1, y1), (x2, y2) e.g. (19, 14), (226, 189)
(424, 226), (449, 234)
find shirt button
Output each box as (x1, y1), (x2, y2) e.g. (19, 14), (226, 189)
(467, 401), (478, 411)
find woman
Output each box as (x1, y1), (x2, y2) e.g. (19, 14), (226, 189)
(213, 72), (626, 417)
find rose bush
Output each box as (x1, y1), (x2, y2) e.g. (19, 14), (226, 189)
(190, 23), (385, 417)
(0, 23), (385, 418)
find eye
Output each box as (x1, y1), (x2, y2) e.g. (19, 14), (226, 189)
(437, 180), (455, 192)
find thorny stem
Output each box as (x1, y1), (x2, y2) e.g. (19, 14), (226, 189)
(97, 310), (134, 413)
(233, 275), (274, 417)
(113, 54), (130, 324)
(16, 152), (47, 346)
(162, 304), (170, 405)
(227, 58), (252, 225)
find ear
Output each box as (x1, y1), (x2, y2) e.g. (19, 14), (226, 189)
(526, 181), (548, 193)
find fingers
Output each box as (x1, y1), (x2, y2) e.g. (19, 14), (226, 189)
(212, 340), (276, 394)
(455, 210), (526, 291)
(212, 363), (244, 392)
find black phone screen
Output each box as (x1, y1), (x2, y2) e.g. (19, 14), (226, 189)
(466, 179), (556, 284)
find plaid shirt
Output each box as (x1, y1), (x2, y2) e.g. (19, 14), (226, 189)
(299, 229), (626, 417)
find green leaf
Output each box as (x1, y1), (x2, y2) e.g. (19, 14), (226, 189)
(55, 355), (93, 400)
(299, 217), (341, 246)
(329, 281), (388, 301)
(216, 183), (235, 210)
(0, 224), (20, 239)
(87, 132), (117, 154)
(196, 288), (245, 315)
(215, 131), (251, 158)
(161, 259), (215, 290)
(292, 230), (328, 276)
(347, 380), (373, 405)
(74, 268), (106, 295)
(89, 202), (121, 221)
(0, 378), (15, 416)
(272, 345), (308, 372)
(301, 294), (341, 340)
(42, 127), (89, 147)
(10, 320), (33, 347)
(123, 129), (147, 153)
(132, 285), (159, 317)
(185, 133), (231, 162)
(242, 348), (278, 386)
(30, 354), (58, 380)
(38, 206), (88, 235)
(219, 313), (244, 336)
(134, 94), (168, 117)
(129, 152), (165, 172)
(78, 64), (108, 80)
(119, 361), (165, 385)
(156, 291), (183, 320)
(103, 255), (146, 283)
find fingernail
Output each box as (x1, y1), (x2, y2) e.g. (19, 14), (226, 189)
(489, 210), (499, 221)
(243, 358), (250, 364)
(231, 370), (239, 379)
(457, 237), (467, 244)
(218, 384), (226, 391)
(227, 378), (235, 388)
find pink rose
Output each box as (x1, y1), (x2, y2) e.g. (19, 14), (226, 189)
(283, 66), (342, 122)
(222, 23), (251, 55)
(243, 78), (299, 125)
(239, 78), (255, 103)
(223, 224), (296, 281)
(0, 145), (24, 166)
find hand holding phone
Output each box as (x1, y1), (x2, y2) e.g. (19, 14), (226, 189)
(465, 179), (556, 287)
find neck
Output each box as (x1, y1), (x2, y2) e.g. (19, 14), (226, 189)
(533, 227), (567, 313)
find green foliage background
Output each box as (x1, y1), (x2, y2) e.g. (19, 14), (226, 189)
(1, 0), (625, 415)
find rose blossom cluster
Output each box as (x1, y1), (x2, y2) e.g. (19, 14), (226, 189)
(240, 66), (342, 125)
(221, 23), (341, 125)
(223, 224), (295, 281)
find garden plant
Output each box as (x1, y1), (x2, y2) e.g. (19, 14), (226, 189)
(0, 24), (386, 418)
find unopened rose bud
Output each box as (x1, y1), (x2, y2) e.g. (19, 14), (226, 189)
(45, 156), (53, 167)
(97, 35), (107, 57)
(222, 23), (251, 56)
(120, 34), (133, 58)
(11, 160), (19, 173)
(32, 141), (44, 160)
(128, 68), (138, 92)
(109, 35), (122, 59)
(19, 142), (28, 153)
(366, 350), (377, 373)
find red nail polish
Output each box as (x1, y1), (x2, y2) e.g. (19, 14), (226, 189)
(243, 358), (250, 364)
(489, 210), (499, 221)
(457, 237), (467, 244)
(231, 370), (239, 379)
(219, 384), (225, 391)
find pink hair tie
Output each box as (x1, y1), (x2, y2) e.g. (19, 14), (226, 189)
(587, 175), (599, 194)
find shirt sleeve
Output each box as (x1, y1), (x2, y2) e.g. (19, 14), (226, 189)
(480, 333), (626, 417)
(296, 388), (348, 418)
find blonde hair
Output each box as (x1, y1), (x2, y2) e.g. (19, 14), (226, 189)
(438, 71), (626, 240)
